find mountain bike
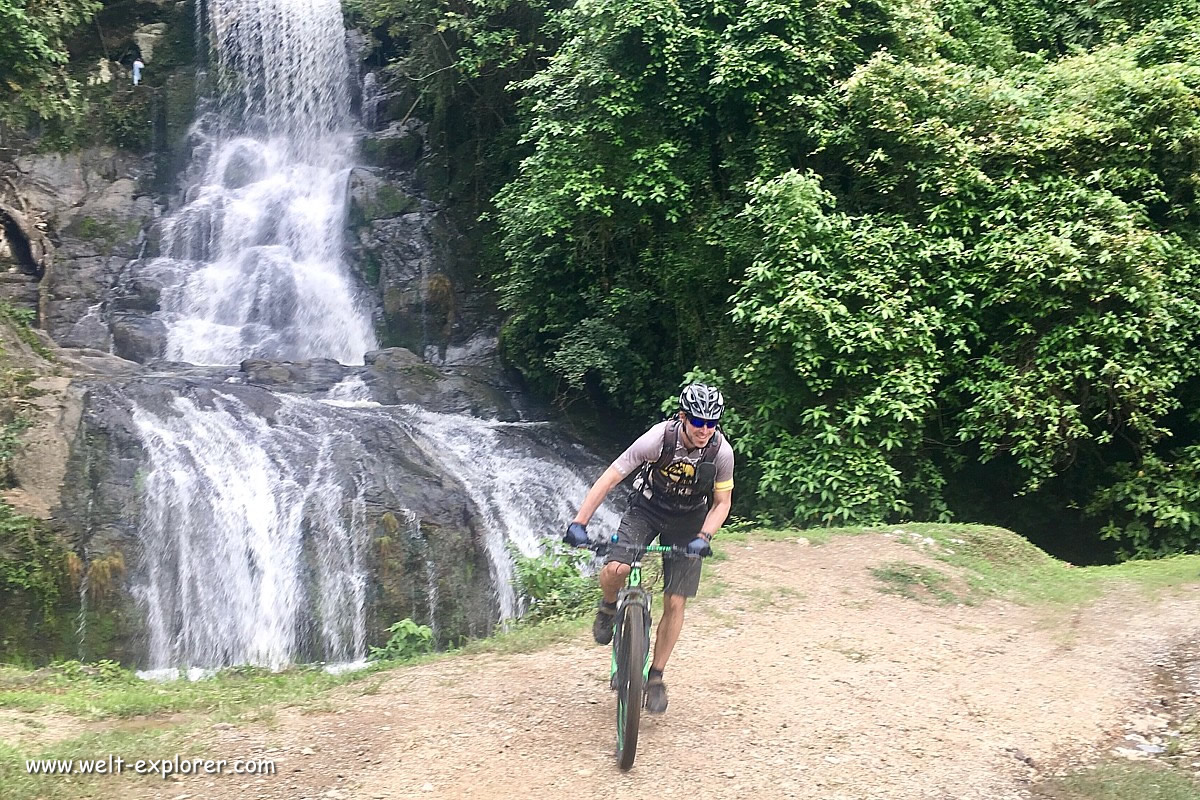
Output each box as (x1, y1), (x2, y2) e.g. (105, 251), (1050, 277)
(578, 538), (704, 771)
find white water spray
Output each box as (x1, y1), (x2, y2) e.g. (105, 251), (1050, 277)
(115, 0), (614, 672)
(131, 392), (369, 669)
(150, 0), (376, 365)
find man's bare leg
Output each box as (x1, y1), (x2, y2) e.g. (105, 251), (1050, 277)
(651, 592), (686, 671)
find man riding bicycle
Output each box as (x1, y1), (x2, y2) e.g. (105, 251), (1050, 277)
(564, 383), (735, 714)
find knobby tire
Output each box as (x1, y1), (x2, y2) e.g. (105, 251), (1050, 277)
(616, 603), (646, 771)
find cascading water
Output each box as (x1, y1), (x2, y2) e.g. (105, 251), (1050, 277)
(404, 408), (621, 620)
(109, 0), (614, 673)
(125, 378), (619, 671)
(150, 0), (376, 365)
(319, 376), (621, 622)
(132, 392), (370, 670)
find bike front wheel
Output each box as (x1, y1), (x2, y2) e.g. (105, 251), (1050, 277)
(615, 603), (647, 770)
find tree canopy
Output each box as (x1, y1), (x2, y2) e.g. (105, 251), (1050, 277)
(352, 0), (1200, 559)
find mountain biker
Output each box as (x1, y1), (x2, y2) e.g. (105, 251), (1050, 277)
(564, 383), (734, 714)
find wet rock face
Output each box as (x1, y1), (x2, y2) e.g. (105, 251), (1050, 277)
(109, 314), (167, 362)
(347, 82), (501, 369)
(1, 147), (160, 350)
(360, 120), (426, 173)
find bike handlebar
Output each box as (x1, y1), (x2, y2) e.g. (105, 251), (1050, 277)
(576, 541), (706, 559)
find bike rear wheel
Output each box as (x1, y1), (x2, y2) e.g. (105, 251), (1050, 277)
(615, 603), (647, 770)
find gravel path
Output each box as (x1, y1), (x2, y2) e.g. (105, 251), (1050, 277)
(123, 533), (1200, 800)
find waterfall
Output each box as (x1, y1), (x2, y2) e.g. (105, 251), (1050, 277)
(149, 0), (376, 366)
(125, 382), (619, 670)
(110, 0), (613, 673)
(132, 392), (370, 670)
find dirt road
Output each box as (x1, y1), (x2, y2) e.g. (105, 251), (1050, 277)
(125, 533), (1200, 800)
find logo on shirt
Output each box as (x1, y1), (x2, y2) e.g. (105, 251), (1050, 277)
(660, 461), (696, 486)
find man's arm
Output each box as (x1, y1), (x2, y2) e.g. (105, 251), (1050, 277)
(573, 466), (626, 526)
(699, 487), (733, 539)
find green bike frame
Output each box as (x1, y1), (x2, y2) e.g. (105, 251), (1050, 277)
(610, 544), (675, 768)
(609, 547), (671, 684)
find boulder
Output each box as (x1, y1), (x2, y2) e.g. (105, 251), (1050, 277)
(110, 314), (167, 362)
(133, 23), (170, 63)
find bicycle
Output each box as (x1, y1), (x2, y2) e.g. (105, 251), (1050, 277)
(577, 537), (706, 771)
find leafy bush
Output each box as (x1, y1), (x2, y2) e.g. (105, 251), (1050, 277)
(98, 90), (154, 152)
(46, 659), (131, 683)
(513, 543), (600, 623)
(0, 0), (102, 125)
(0, 502), (66, 611)
(369, 618), (434, 661)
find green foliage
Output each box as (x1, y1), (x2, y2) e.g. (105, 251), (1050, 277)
(0, 300), (53, 360)
(0, 501), (66, 611)
(368, 618), (434, 661)
(513, 542), (600, 623)
(493, 0), (878, 413)
(370, 0), (1200, 557)
(1090, 446), (1200, 558)
(729, 171), (948, 523)
(45, 658), (130, 682)
(1037, 761), (1200, 800)
(343, 0), (565, 206)
(0, 660), (378, 718)
(0, 0), (102, 125)
(98, 88), (154, 151)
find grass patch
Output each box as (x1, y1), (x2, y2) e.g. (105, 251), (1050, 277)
(722, 522), (1200, 610)
(0, 725), (193, 800)
(455, 616), (589, 656)
(0, 661), (382, 720)
(887, 524), (1200, 608)
(1033, 762), (1200, 800)
(724, 522), (1200, 609)
(716, 519), (868, 548)
(870, 561), (967, 605)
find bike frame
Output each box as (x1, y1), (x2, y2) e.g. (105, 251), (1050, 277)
(581, 539), (699, 769)
(610, 545), (675, 687)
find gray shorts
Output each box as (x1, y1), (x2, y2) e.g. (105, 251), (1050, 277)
(605, 500), (706, 597)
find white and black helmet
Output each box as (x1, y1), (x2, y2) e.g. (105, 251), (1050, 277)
(679, 383), (725, 420)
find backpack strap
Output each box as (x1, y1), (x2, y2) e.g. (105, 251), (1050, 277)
(633, 421), (723, 508)
(694, 430), (722, 495)
(658, 421), (722, 492)
(655, 421), (681, 473)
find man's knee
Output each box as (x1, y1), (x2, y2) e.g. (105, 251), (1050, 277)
(662, 592), (687, 615)
(601, 561), (631, 582)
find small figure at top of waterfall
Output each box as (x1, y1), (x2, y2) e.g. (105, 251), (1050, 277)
(132, 58), (144, 86)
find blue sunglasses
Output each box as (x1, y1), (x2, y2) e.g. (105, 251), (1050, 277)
(687, 415), (718, 429)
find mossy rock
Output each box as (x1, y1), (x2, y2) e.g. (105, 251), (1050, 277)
(360, 132), (424, 171)
(352, 185), (418, 226)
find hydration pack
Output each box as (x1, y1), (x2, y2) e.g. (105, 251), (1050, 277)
(631, 420), (722, 512)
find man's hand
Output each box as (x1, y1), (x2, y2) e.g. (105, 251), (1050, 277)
(686, 536), (712, 557)
(564, 522), (590, 547)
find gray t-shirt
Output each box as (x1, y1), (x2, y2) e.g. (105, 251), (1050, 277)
(611, 420), (735, 493)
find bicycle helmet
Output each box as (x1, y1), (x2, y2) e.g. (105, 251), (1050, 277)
(679, 383), (725, 420)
